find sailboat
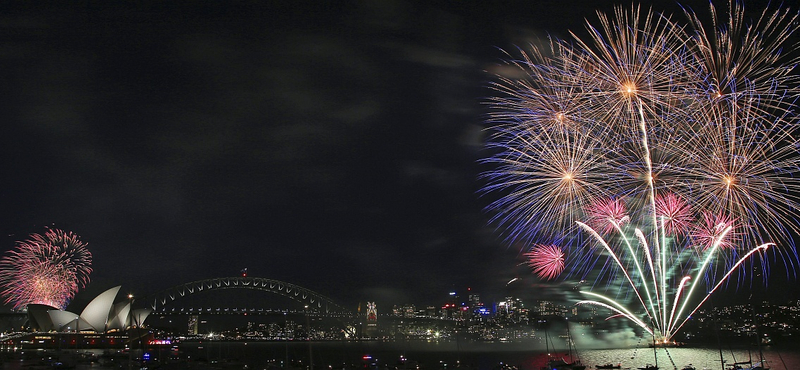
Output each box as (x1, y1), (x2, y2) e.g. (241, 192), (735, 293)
(637, 332), (659, 370)
(725, 303), (770, 370)
(541, 321), (586, 370)
(748, 302), (770, 370)
(724, 350), (769, 370)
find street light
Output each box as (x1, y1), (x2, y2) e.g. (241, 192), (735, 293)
(305, 305), (313, 370)
(127, 293), (135, 370)
(128, 294), (135, 328)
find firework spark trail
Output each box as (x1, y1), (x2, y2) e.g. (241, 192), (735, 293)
(670, 243), (773, 336)
(666, 275), (692, 336)
(485, 2), (800, 341)
(577, 221), (656, 327)
(666, 225), (730, 339)
(0, 229), (92, 310)
(633, 228), (660, 331)
(577, 292), (653, 337)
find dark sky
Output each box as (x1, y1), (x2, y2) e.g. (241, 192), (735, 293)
(1, 0), (797, 312)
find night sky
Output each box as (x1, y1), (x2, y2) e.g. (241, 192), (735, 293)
(1, 0), (798, 312)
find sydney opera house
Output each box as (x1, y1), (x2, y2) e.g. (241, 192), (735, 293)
(26, 286), (151, 333)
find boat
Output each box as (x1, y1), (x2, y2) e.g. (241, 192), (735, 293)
(726, 360), (769, 370)
(681, 365), (696, 370)
(648, 340), (684, 348)
(596, 364), (621, 369)
(540, 321), (586, 370)
(543, 356), (586, 370)
(736, 303), (770, 370)
(493, 363), (519, 370)
(639, 333), (659, 370)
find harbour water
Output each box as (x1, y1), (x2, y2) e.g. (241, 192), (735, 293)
(4, 341), (796, 370)
(157, 341), (800, 370)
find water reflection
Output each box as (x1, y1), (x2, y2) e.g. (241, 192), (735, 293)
(1, 344), (797, 370)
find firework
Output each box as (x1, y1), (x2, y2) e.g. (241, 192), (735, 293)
(584, 198), (629, 235)
(693, 212), (737, 252)
(0, 229), (92, 310)
(653, 193), (692, 237)
(485, 2), (800, 341)
(525, 245), (566, 280)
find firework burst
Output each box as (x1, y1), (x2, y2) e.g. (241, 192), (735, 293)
(584, 197), (629, 235)
(0, 229), (92, 310)
(693, 212), (737, 252)
(654, 193), (692, 237)
(525, 245), (566, 280)
(485, 2), (800, 341)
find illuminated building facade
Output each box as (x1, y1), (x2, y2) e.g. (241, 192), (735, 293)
(363, 301), (378, 337)
(188, 315), (199, 335)
(27, 285), (151, 333)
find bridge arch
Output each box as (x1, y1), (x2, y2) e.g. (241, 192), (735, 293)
(144, 276), (349, 314)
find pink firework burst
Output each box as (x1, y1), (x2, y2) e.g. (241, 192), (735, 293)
(654, 193), (693, 237)
(19, 262), (75, 308)
(693, 212), (737, 251)
(525, 245), (566, 280)
(0, 229), (92, 310)
(584, 198), (629, 234)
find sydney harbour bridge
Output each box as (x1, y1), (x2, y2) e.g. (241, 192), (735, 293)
(143, 276), (353, 317)
(135, 276), (363, 338)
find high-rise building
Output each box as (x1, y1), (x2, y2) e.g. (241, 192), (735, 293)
(441, 303), (457, 319)
(467, 292), (487, 318)
(188, 315), (198, 335)
(392, 304), (417, 318)
(535, 300), (568, 317)
(468, 293), (481, 307)
(425, 306), (438, 317)
(403, 304), (416, 318)
(364, 302), (378, 337)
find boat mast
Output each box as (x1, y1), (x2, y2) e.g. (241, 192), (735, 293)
(750, 302), (765, 368)
(651, 330), (657, 368)
(566, 319), (580, 363)
(544, 320), (550, 355)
